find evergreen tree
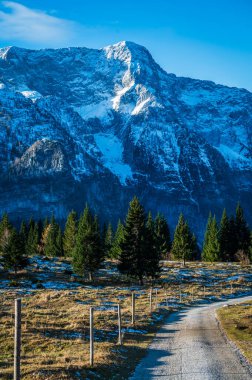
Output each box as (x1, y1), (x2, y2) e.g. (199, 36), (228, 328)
(118, 197), (147, 284)
(26, 219), (39, 256)
(219, 209), (239, 262)
(56, 226), (63, 257)
(202, 214), (220, 262)
(110, 220), (124, 259)
(228, 215), (238, 260)
(63, 210), (77, 257)
(171, 214), (197, 265)
(235, 203), (250, 255)
(219, 209), (231, 262)
(101, 222), (107, 254)
(40, 224), (51, 255)
(93, 215), (99, 234)
(72, 205), (103, 281)
(0, 212), (12, 242)
(37, 219), (43, 242)
(191, 233), (199, 259)
(19, 220), (27, 255)
(249, 231), (252, 262)
(43, 217), (49, 229)
(154, 213), (171, 259)
(0, 213), (13, 253)
(44, 214), (62, 257)
(1, 229), (28, 273)
(104, 223), (113, 257)
(145, 212), (161, 280)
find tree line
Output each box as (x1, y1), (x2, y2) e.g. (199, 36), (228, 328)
(0, 197), (251, 283)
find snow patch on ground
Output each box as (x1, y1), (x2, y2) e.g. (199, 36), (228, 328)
(94, 133), (133, 185)
(122, 328), (147, 334)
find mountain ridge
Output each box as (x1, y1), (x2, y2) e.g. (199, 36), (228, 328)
(0, 41), (251, 239)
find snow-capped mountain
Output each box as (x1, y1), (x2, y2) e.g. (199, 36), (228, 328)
(0, 41), (251, 237)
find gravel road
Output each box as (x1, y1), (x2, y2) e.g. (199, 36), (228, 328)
(130, 295), (252, 380)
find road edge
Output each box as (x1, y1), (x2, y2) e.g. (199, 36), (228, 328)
(215, 304), (252, 377)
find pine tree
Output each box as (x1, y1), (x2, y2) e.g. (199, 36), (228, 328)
(0, 212), (12, 242)
(72, 205), (103, 281)
(19, 221), (27, 255)
(40, 224), (51, 255)
(26, 219), (39, 256)
(93, 215), (99, 233)
(110, 220), (124, 259)
(171, 214), (197, 265)
(44, 214), (62, 257)
(219, 209), (237, 262)
(228, 215), (238, 261)
(0, 212), (13, 253)
(118, 197), (147, 284)
(249, 231), (252, 262)
(154, 213), (171, 259)
(104, 223), (113, 257)
(56, 226), (63, 257)
(145, 212), (161, 280)
(1, 229), (28, 273)
(63, 210), (77, 257)
(37, 219), (43, 242)
(235, 203), (250, 256)
(191, 233), (199, 259)
(202, 214), (220, 262)
(43, 217), (49, 229)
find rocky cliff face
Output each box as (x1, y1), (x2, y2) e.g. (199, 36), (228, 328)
(0, 41), (251, 238)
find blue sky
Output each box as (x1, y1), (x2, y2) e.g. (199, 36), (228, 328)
(0, 0), (252, 90)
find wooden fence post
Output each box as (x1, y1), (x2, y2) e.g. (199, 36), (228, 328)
(149, 288), (152, 313)
(131, 292), (135, 325)
(90, 307), (94, 367)
(118, 304), (122, 345)
(14, 298), (21, 380)
(155, 289), (158, 309)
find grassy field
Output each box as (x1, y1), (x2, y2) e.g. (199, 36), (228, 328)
(217, 300), (252, 364)
(0, 258), (251, 379)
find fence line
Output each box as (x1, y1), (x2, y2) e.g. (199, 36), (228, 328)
(7, 280), (248, 373)
(14, 298), (21, 380)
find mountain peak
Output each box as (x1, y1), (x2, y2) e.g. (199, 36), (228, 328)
(103, 40), (152, 63)
(0, 45), (29, 61)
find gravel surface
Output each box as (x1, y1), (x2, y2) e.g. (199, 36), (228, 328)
(130, 295), (252, 380)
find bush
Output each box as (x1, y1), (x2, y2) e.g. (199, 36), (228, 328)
(235, 250), (251, 265)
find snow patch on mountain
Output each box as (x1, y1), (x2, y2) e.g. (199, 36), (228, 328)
(21, 90), (42, 101)
(75, 99), (113, 121)
(216, 144), (251, 170)
(112, 80), (135, 112)
(94, 133), (133, 185)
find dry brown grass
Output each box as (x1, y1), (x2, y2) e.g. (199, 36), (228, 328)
(217, 301), (252, 364)
(0, 259), (251, 379)
(0, 286), (172, 379)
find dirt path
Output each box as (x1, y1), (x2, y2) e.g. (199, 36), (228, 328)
(130, 295), (252, 380)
